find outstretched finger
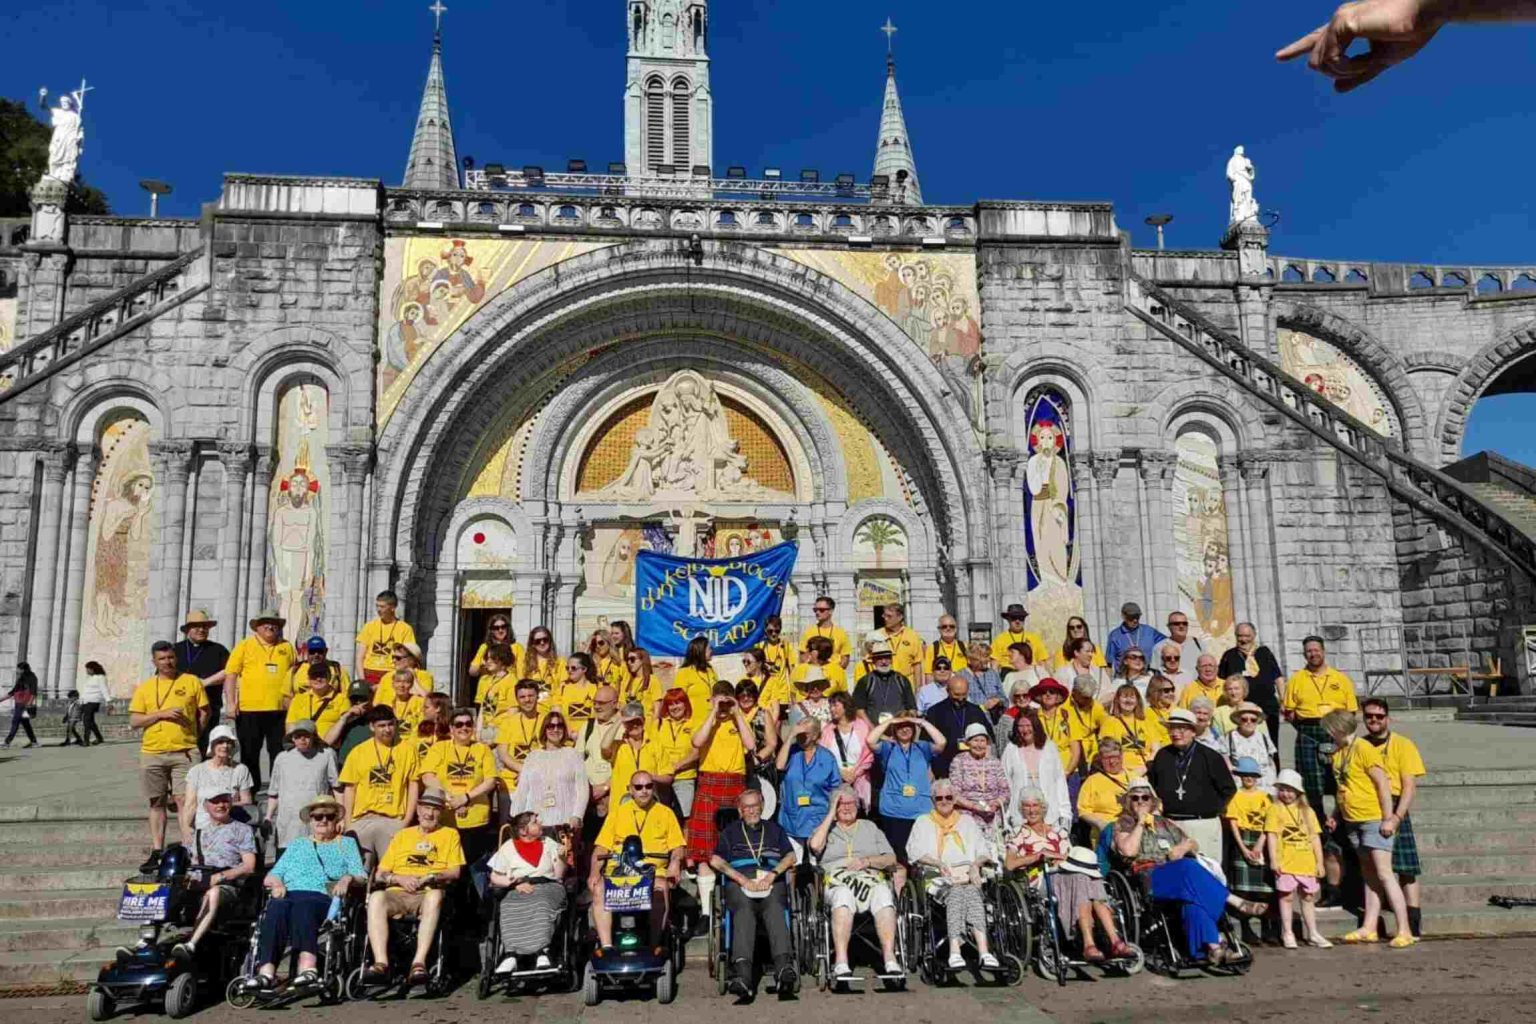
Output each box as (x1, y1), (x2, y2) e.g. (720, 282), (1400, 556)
(1276, 26), (1323, 62)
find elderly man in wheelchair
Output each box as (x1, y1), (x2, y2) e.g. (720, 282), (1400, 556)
(808, 786), (904, 984)
(707, 788), (799, 1000)
(169, 789), (259, 965)
(588, 771), (686, 953)
(361, 786), (464, 990)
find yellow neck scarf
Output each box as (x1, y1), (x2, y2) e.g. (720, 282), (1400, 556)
(931, 807), (964, 855)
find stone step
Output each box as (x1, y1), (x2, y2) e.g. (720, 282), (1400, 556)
(1409, 785), (1536, 810)
(1, 846), (165, 870)
(1418, 905), (1536, 938)
(0, 866), (130, 893)
(0, 819), (183, 847)
(1415, 828), (1535, 854)
(0, 890), (120, 922)
(0, 945), (114, 988)
(0, 918), (139, 954)
(1457, 713), (1536, 728)
(1420, 877), (1536, 905)
(1411, 806), (1536, 831)
(1425, 850), (1536, 878)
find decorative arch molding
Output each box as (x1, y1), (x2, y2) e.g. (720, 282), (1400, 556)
(1159, 386), (1269, 456)
(441, 497), (536, 572)
(229, 327), (371, 444)
(997, 350), (1115, 454)
(64, 382), (168, 445)
(1271, 301), (1426, 453)
(1436, 318), (1536, 466)
(372, 240), (986, 579)
(837, 498), (935, 572)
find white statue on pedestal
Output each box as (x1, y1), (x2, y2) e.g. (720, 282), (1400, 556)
(1226, 145), (1258, 226)
(43, 92), (85, 184)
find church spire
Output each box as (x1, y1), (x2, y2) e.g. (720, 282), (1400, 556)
(402, 2), (460, 191)
(872, 19), (923, 206)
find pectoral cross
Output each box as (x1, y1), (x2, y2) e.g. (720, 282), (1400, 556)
(1174, 781), (1186, 802)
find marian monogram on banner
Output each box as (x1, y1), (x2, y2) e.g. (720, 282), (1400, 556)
(634, 541), (798, 655)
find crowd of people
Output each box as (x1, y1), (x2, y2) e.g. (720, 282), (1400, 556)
(112, 592), (1429, 997)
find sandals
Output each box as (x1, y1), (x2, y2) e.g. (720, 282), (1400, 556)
(1340, 929), (1379, 944)
(1107, 941), (1134, 959)
(292, 969), (320, 988)
(407, 963), (430, 986)
(1082, 945), (1106, 963)
(363, 962), (390, 982)
(1389, 934), (1418, 949)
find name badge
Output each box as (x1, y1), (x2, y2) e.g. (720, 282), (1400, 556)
(266, 664), (278, 674)
(797, 795), (811, 807)
(901, 784), (916, 798)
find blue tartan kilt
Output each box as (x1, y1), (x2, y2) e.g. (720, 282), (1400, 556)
(1391, 813), (1423, 877)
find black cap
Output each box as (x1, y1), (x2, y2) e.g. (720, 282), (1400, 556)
(348, 680), (372, 701)
(932, 656), (952, 671)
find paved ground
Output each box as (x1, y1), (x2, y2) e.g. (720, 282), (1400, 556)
(4, 937), (1533, 1023)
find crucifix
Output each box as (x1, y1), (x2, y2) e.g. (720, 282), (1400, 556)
(429, 0), (448, 35)
(881, 18), (898, 53)
(73, 78), (94, 112)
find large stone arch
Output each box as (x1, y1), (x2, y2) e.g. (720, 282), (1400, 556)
(1436, 318), (1536, 466)
(372, 239), (988, 588)
(230, 326), (372, 445)
(1271, 301), (1426, 454)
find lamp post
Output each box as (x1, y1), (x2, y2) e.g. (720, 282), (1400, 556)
(1145, 213), (1173, 251)
(140, 179), (171, 217)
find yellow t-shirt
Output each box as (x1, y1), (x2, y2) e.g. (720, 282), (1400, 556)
(595, 801), (686, 868)
(1038, 705), (1085, 767)
(799, 623), (851, 664)
(413, 669), (436, 694)
(609, 739), (664, 800)
(991, 630), (1049, 669)
(649, 718), (698, 782)
(1077, 770), (1132, 822)
(697, 716), (748, 775)
(339, 739), (421, 819)
(474, 672), (518, 721)
(1065, 700), (1107, 765)
(226, 637), (297, 712)
(470, 641), (526, 676)
(378, 825), (465, 879)
(621, 673), (662, 709)
(285, 660), (350, 701)
(1333, 737), (1388, 823)
(356, 619), (416, 675)
(285, 688), (347, 739)
(385, 694), (425, 734)
(592, 655), (630, 690)
(756, 674), (795, 711)
(129, 674), (207, 753)
(883, 627), (927, 679)
(521, 655), (567, 696)
(413, 732), (443, 765)
(1051, 647), (1108, 671)
(673, 665), (717, 723)
(555, 680), (598, 727)
(1265, 801), (1322, 877)
(1282, 667), (1359, 720)
(1369, 733), (1426, 798)
(760, 640), (797, 688)
(790, 661), (848, 696)
(925, 639), (971, 673)
(1225, 787), (1272, 833)
(493, 712), (547, 787)
(1097, 714), (1162, 773)
(1177, 679), (1224, 710)
(423, 741), (496, 829)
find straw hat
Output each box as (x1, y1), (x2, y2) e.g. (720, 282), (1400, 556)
(299, 795), (344, 823)
(179, 609), (217, 633)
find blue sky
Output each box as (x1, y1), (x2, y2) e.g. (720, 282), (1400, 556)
(8, 1), (1534, 461)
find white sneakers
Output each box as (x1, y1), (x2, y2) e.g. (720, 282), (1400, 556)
(947, 951), (966, 970)
(883, 960), (902, 975)
(979, 952), (1000, 969)
(495, 955), (517, 974)
(534, 953), (553, 969)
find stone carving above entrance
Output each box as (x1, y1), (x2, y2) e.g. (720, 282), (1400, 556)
(589, 371), (794, 501)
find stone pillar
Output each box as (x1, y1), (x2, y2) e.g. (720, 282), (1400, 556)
(243, 445), (276, 626)
(24, 444), (71, 690)
(327, 444), (373, 672)
(1219, 457), (1257, 628)
(216, 443), (253, 647)
(1086, 451), (1121, 636)
(149, 440), (196, 643)
(1223, 219), (1275, 358)
(1237, 453), (1284, 658)
(1138, 450), (1178, 619)
(54, 445), (98, 686)
(430, 567), (458, 696)
(984, 449), (1023, 611)
(1070, 453), (1102, 640)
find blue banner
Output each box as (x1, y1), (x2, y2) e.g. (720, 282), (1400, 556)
(634, 541), (799, 656)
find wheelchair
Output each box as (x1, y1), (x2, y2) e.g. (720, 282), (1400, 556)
(225, 884), (366, 1008)
(796, 861), (908, 993)
(344, 878), (457, 999)
(88, 843), (265, 1020)
(476, 825), (586, 999)
(897, 865), (1025, 987)
(1103, 854), (1252, 978)
(705, 865), (805, 998)
(582, 840), (685, 1006)
(1022, 869), (1143, 985)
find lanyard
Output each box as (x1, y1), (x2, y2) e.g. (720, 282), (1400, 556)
(741, 822), (768, 867)
(151, 675), (179, 711)
(371, 740), (395, 775)
(1113, 715), (1144, 751)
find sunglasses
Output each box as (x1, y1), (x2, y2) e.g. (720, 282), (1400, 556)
(940, 623), (957, 630)
(933, 795), (955, 802)
(631, 783), (654, 791)
(534, 637), (552, 644)
(452, 721), (474, 729)
(814, 606), (832, 613)
(392, 654), (409, 660)
(309, 812), (338, 822)
(1129, 795), (1153, 802)
(1126, 654), (1145, 660)
(1362, 713), (1388, 720)
(1168, 621), (1188, 628)
(491, 623), (509, 630)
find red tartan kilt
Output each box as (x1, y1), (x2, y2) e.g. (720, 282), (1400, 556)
(363, 670), (386, 687)
(686, 771), (746, 864)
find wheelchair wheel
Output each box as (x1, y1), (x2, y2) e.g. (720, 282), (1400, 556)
(1034, 918), (1065, 984)
(1119, 943), (1146, 976)
(225, 977), (258, 1011)
(896, 880), (926, 978)
(476, 966), (494, 1000)
(343, 966), (370, 1002)
(582, 963), (600, 1007)
(86, 987), (115, 1022)
(1105, 871), (1141, 945)
(994, 880), (1034, 969)
(657, 960), (677, 1005)
(165, 973), (197, 1019)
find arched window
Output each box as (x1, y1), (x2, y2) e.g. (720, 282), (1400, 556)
(1020, 386), (1081, 602)
(645, 77), (666, 171)
(672, 79), (691, 169)
(1172, 425), (1236, 650)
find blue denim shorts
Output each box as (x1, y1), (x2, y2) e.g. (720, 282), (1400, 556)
(1344, 819), (1394, 852)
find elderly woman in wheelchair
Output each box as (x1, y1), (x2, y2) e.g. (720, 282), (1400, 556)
(905, 779), (1000, 972)
(486, 811), (570, 974)
(808, 787), (903, 982)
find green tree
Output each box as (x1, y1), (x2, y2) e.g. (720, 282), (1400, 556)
(855, 517), (905, 568)
(0, 98), (110, 217)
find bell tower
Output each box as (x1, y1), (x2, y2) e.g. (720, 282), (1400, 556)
(623, 1), (713, 178)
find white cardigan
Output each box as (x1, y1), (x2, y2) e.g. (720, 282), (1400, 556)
(1001, 741), (1072, 833)
(487, 836), (562, 882)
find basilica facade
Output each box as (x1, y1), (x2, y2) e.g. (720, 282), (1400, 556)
(1, 2), (1533, 700)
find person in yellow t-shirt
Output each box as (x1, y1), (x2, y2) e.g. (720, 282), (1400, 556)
(589, 771), (686, 949)
(759, 616), (798, 692)
(1052, 616), (1108, 671)
(472, 644), (518, 729)
(1362, 697), (1427, 937)
(338, 706), (422, 865)
(554, 653), (599, 730)
(226, 612), (298, 790)
(673, 636), (718, 723)
(420, 709), (498, 864)
(926, 615), (971, 673)
(621, 649), (662, 710)
(129, 641), (211, 870)
(879, 604), (928, 688)
(283, 636), (350, 703)
(1064, 675), (1107, 767)
(587, 630), (630, 691)
(468, 614), (523, 683)
(520, 627), (565, 707)
(991, 603), (1049, 669)
(689, 683), (756, 878)
(286, 661), (349, 740)
(381, 668), (426, 736)
(1283, 636), (1360, 825)
(605, 702), (664, 802)
(1266, 769), (1331, 949)
(651, 690), (701, 818)
(791, 636), (848, 696)
(390, 643), (435, 696)
(800, 596), (851, 668)
(1224, 758), (1275, 922)
(365, 787), (464, 982)
(1324, 709), (1415, 948)
(493, 679), (548, 790)
(1178, 653), (1226, 710)
(1030, 678), (1085, 779)
(740, 647), (789, 712)
(1076, 739), (1133, 833)
(355, 590), (416, 686)
(1098, 683), (1163, 774)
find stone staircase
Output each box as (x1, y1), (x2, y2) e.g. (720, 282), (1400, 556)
(1458, 696), (1536, 729)
(1407, 768), (1536, 936)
